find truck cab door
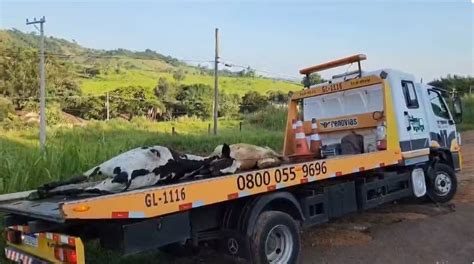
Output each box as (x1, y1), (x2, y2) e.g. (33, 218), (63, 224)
(400, 80), (429, 151)
(426, 89), (457, 149)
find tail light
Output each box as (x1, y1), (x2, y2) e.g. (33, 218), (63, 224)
(5, 229), (22, 244)
(376, 122), (387, 150)
(54, 246), (77, 264)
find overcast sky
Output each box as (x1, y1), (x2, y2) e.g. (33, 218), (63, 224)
(1, 0), (472, 81)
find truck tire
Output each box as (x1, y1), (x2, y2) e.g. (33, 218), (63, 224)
(249, 211), (300, 264)
(426, 163), (457, 203)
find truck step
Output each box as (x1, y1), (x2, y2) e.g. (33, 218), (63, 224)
(356, 172), (412, 210)
(298, 181), (357, 227)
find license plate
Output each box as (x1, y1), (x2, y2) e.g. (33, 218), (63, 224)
(22, 234), (38, 248)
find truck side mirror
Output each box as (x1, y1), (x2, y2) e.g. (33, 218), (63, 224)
(452, 96), (462, 124)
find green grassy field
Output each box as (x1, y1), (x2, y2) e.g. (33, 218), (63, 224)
(81, 69), (301, 96)
(0, 118), (283, 194)
(0, 117), (285, 263)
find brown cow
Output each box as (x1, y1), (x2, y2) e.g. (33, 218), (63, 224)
(211, 143), (286, 171)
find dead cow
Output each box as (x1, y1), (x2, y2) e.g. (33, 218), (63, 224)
(83, 145), (217, 192)
(38, 144), (236, 195)
(211, 143), (286, 172)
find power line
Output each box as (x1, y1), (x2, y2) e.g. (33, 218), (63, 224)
(1, 50), (301, 83)
(1, 50), (301, 82)
(220, 59), (303, 84)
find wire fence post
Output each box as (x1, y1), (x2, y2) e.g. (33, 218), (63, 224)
(106, 91), (110, 121)
(239, 121), (242, 132)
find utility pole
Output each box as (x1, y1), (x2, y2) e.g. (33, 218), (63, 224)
(213, 28), (219, 135)
(26, 16), (47, 152)
(106, 92), (110, 121)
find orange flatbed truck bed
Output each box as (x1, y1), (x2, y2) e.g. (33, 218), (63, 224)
(0, 55), (462, 264)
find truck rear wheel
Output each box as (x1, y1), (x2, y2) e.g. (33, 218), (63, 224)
(426, 163), (457, 203)
(249, 211), (300, 264)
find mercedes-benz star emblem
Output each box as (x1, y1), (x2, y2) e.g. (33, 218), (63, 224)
(227, 238), (239, 255)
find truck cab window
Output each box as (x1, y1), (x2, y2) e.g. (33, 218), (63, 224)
(429, 89), (450, 119)
(401, 81), (419, 108)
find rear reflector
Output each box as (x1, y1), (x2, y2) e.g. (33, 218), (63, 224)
(5, 229), (22, 244)
(72, 205), (90, 212)
(376, 139), (387, 150)
(54, 246), (77, 264)
(111, 211), (129, 218)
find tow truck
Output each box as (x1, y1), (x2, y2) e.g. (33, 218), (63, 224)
(0, 54), (463, 264)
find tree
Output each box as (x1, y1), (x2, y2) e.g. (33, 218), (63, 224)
(176, 84), (213, 119)
(0, 45), (80, 108)
(173, 69), (186, 83)
(237, 67), (256, 78)
(301, 73), (325, 87)
(245, 66), (256, 78)
(240, 91), (269, 113)
(266, 90), (289, 105)
(109, 86), (164, 120)
(154, 77), (171, 99)
(219, 93), (240, 118)
(62, 95), (106, 120)
(428, 75), (474, 96)
(84, 67), (100, 78)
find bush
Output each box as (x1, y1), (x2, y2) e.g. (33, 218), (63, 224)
(220, 93), (240, 118)
(173, 69), (186, 82)
(245, 105), (287, 131)
(240, 91), (269, 113)
(0, 97), (14, 121)
(46, 102), (64, 125)
(21, 101), (64, 125)
(176, 84), (213, 119)
(462, 95), (474, 124)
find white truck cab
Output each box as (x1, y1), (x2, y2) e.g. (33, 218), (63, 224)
(381, 68), (462, 170)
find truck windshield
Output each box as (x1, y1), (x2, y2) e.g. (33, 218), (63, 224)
(428, 89), (450, 119)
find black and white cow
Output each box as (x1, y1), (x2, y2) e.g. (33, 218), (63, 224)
(38, 144), (237, 195)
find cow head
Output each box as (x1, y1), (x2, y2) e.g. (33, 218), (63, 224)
(208, 143), (241, 177)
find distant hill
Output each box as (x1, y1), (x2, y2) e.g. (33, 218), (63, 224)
(0, 29), (301, 96)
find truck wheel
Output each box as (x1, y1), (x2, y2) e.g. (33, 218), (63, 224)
(249, 211), (300, 264)
(426, 163), (457, 203)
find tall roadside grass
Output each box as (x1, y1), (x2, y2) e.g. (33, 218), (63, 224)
(459, 95), (474, 131)
(244, 106), (287, 131)
(0, 118), (284, 194)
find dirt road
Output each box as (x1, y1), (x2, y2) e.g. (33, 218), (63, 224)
(300, 131), (474, 263)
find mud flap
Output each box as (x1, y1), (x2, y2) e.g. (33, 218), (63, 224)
(411, 168), (426, 197)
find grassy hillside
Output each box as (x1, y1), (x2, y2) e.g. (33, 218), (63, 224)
(1, 29), (302, 97)
(81, 69), (300, 96)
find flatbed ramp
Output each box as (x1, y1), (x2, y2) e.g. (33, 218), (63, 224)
(0, 150), (401, 222)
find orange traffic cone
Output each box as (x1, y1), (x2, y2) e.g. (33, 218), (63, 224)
(309, 118), (322, 157)
(291, 119), (297, 132)
(294, 120), (312, 156)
